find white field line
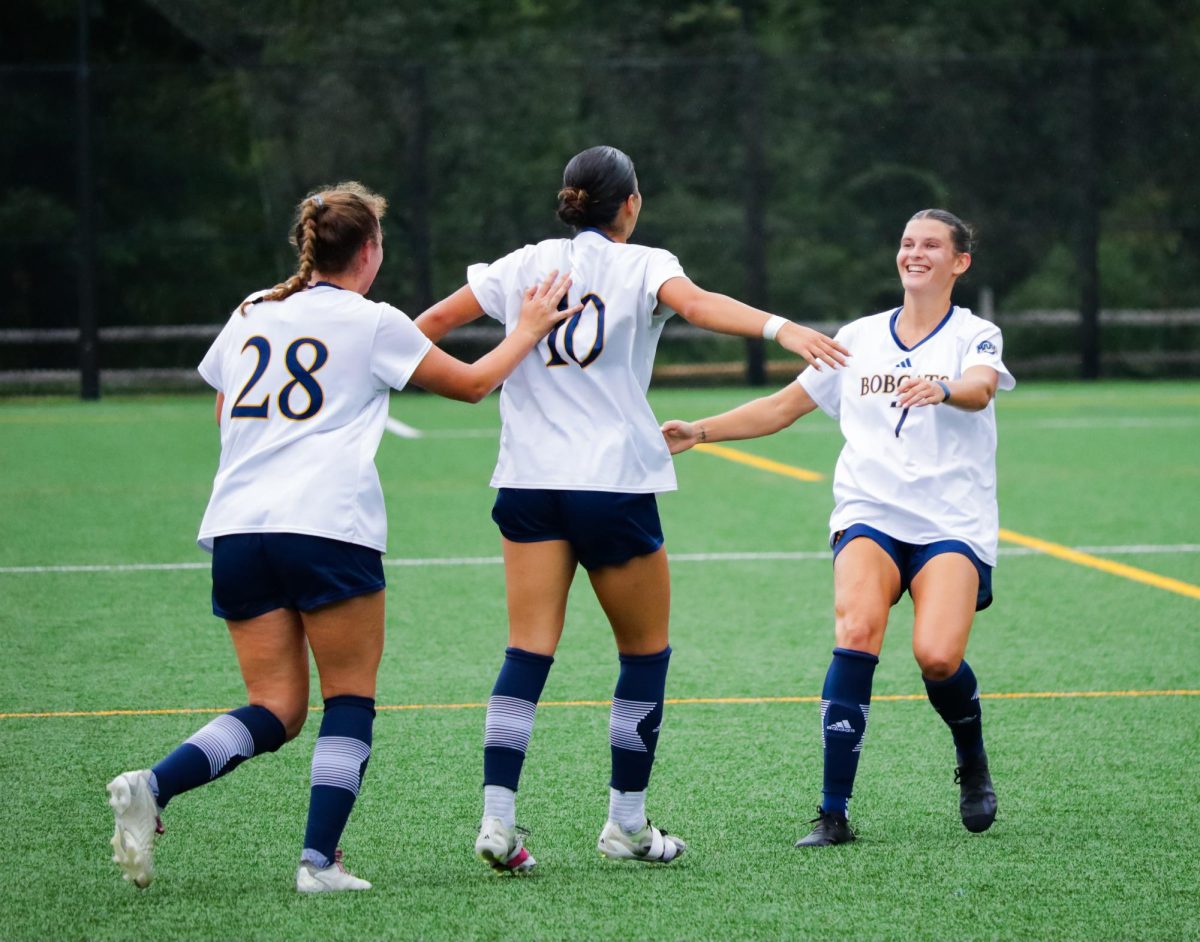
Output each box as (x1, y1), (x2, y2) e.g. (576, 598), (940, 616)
(3, 544), (1198, 575)
(1013, 417), (1200, 430)
(384, 417), (422, 438)
(383, 416), (1200, 441)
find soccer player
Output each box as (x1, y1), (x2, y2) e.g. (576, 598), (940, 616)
(105, 182), (577, 893)
(661, 209), (1014, 845)
(414, 145), (849, 872)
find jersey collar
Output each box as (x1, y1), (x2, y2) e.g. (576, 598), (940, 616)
(889, 303), (955, 352)
(577, 226), (615, 242)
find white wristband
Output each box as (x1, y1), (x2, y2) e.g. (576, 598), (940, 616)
(762, 314), (788, 342)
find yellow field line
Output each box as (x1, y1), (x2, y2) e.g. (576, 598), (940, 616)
(998, 527), (1200, 600)
(695, 443), (824, 481)
(698, 442), (1200, 601)
(2, 688), (1197, 720)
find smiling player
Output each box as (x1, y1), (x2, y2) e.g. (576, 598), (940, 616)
(661, 209), (1015, 846)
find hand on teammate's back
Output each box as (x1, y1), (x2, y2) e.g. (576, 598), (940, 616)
(776, 322), (850, 371)
(516, 270), (581, 340)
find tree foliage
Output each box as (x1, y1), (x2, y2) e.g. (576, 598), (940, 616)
(2, 0), (1198, 375)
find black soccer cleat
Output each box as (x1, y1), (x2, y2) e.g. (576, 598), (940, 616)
(794, 808), (856, 847)
(954, 752), (997, 833)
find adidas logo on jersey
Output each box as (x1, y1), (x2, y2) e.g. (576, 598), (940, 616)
(895, 357), (912, 369)
(825, 719), (856, 733)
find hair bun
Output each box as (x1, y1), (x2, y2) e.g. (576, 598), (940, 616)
(556, 186), (590, 226)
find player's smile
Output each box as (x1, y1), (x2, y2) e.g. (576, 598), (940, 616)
(896, 218), (969, 293)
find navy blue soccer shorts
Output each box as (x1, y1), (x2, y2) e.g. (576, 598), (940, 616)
(831, 523), (994, 611)
(210, 533), (385, 620)
(491, 488), (664, 571)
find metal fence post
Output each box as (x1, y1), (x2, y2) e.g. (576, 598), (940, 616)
(1076, 48), (1102, 380)
(76, 0), (99, 399)
(741, 47), (768, 386)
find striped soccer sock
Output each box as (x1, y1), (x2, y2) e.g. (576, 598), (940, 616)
(819, 647), (878, 818)
(301, 695), (375, 869)
(150, 704), (286, 808)
(609, 646), (671, 807)
(924, 660), (985, 762)
(482, 647), (554, 825)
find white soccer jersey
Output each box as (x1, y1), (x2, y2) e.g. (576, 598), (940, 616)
(798, 305), (1015, 565)
(468, 228), (685, 492)
(196, 285), (433, 553)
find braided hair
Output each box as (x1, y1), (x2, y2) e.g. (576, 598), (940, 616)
(242, 181), (388, 313)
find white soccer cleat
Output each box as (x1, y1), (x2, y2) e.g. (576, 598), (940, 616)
(475, 816), (536, 874)
(296, 850), (372, 893)
(597, 819), (686, 863)
(107, 769), (163, 889)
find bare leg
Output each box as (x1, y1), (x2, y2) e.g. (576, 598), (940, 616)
(300, 590), (385, 699)
(226, 607), (310, 738)
(909, 554), (978, 679)
(586, 546), (670, 655)
(501, 538), (578, 655)
(832, 537), (899, 655)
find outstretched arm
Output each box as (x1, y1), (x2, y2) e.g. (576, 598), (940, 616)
(409, 272), (579, 403)
(660, 381), (820, 455)
(414, 284), (487, 342)
(657, 276), (849, 371)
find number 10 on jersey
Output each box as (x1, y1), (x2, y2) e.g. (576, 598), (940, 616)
(545, 293), (605, 368)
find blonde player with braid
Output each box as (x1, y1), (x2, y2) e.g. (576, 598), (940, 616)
(106, 182), (577, 893)
(415, 146), (848, 872)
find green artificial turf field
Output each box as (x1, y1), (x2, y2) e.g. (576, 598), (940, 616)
(1, 382), (1197, 941)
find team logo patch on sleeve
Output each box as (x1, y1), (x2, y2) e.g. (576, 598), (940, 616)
(976, 340), (998, 355)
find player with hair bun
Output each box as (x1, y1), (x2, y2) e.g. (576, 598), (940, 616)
(105, 181), (576, 893)
(662, 208), (1015, 847)
(415, 145), (848, 872)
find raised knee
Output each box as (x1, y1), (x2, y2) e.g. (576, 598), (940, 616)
(916, 651), (960, 682)
(282, 706), (308, 741)
(256, 701), (307, 742)
(834, 609), (882, 653)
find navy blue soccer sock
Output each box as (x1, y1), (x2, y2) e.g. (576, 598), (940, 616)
(301, 695), (375, 869)
(150, 704), (286, 808)
(924, 660), (985, 762)
(609, 646), (671, 793)
(483, 647), (554, 791)
(819, 647), (878, 818)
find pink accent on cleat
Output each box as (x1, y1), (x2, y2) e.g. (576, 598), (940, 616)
(499, 847), (531, 871)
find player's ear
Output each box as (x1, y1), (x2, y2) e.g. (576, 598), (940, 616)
(953, 252), (972, 276)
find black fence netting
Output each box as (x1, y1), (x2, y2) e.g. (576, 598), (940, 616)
(3, 8), (1199, 391)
